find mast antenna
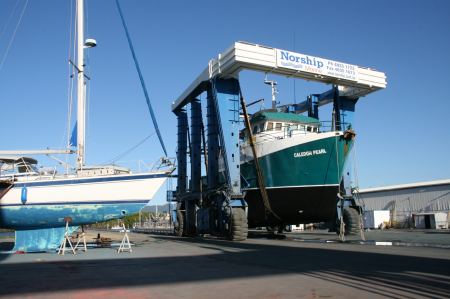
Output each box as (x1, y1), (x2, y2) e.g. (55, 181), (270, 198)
(264, 74), (278, 109)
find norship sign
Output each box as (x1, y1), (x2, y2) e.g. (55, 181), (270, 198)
(276, 49), (359, 81)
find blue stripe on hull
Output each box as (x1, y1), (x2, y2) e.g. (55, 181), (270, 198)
(0, 202), (147, 230)
(13, 173), (168, 188)
(1, 200), (149, 207)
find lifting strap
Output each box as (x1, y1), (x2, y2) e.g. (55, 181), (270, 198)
(240, 95), (281, 221)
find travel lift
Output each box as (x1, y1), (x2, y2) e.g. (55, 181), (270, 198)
(170, 41), (386, 241)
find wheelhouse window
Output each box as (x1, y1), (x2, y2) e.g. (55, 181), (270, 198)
(266, 122), (274, 131)
(275, 123), (282, 131)
(253, 125), (258, 134)
(289, 124), (297, 130)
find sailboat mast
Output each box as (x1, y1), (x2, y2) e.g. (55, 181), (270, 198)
(76, 0), (86, 169)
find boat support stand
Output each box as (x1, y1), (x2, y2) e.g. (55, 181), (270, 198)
(58, 218), (76, 255)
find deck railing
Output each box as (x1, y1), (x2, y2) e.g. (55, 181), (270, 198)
(241, 121), (352, 145)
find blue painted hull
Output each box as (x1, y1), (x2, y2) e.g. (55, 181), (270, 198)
(0, 201), (147, 230)
(0, 171), (171, 230)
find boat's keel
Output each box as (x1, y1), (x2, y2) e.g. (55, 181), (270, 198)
(245, 185), (339, 227)
(13, 226), (78, 253)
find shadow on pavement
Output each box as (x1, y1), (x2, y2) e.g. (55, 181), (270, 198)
(0, 235), (449, 298)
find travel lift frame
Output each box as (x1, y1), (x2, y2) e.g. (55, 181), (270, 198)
(171, 41), (386, 241)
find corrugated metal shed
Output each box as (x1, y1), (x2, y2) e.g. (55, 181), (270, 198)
(358, 179), (450, 227)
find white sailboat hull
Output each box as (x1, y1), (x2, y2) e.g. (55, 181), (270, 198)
(0, 172), (169, 229)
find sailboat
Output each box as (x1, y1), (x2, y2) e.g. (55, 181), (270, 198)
(0, 0), (174, 248)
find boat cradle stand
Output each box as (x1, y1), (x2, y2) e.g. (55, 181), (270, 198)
(117, 222), (132, 253)
(57, 218), (87, 255)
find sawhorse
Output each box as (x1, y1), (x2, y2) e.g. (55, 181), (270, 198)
(58, 218), (76, 255)
(74, 226), (87, 252)
(117, 223), (132, 253)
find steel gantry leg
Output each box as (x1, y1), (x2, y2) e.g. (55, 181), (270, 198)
(206, 78), (248, 239)
(174, 110), (187, 236)
(176, 110), (188, 194)
(207, 88), (220, 190)
(172, 77), (247, 240)
(185, 100), (202, 236)
(207, 78), (242, 196)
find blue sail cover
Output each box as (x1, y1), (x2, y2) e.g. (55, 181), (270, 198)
(69, 122), (77, 147)
(13, 226), (78, 252)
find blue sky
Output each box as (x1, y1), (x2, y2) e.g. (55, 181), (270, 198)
(1, 0), (449, 204)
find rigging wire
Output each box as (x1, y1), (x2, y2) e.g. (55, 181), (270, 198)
(292, 31), (296, 104)
(105, 131), (157, 165)
(115, 0), (168, 157)
(63, 0), (77, 173)
(84, 0), (92, 163)
(85, 0), (90, 37)
(350, 139), (366, 211)
(0, 0), (20, 43)
(352, 140), (360, 190)
(0, 0), (29, 72)
(85, 70), (91, 164)
(334, 132), (340, 193)
(65, 0), (75, 148)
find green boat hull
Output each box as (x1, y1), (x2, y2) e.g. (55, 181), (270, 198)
(241, 133), (353, 227)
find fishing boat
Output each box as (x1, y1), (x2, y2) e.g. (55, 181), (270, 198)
(0, 0), (173, 238)
(240, 82), (356, 229)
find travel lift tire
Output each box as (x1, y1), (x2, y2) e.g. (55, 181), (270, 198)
(174, 209), (185, 237)
(229, 208), (248, 241)
(337, 206), (361, 236)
